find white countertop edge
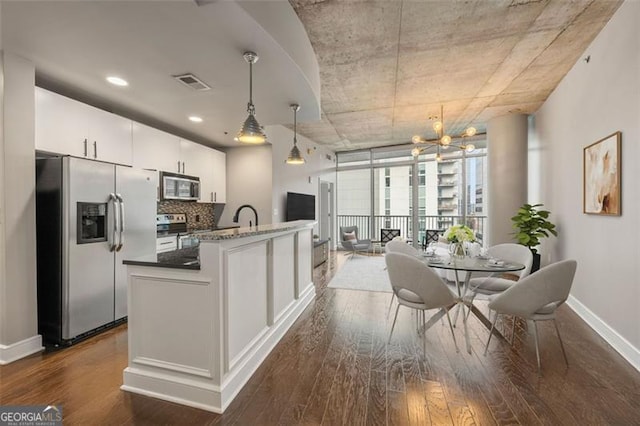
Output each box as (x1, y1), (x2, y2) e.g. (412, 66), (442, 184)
(198, 220), (316, 241)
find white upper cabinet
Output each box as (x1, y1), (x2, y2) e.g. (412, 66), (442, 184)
(133, 134), (225, 204)
(179, 139), (221, 204)
(35, 88), (89, 158)
(132, 123), (181, 172)
(211, 149), (226, 203)
(35, 88), (133, 165)
(86, 105), (133, 165)
(36, 88), (226, 204)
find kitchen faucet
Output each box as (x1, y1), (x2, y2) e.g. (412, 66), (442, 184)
(232, 204), (259, 228)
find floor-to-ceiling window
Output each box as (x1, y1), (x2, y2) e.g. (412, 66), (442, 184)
(337, 151), (372, 239)
(337, 142), (488, 247)
(372, 164), (413, 240)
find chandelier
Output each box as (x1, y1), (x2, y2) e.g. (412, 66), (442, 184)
(411, 105), (477, 161)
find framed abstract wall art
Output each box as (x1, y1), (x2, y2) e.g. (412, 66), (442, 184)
(583, 131), (621, 215)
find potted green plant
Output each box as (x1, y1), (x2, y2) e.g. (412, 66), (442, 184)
(511, 203), (558, 273)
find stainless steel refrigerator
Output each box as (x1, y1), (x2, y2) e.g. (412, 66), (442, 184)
(36, 156), (157, 345)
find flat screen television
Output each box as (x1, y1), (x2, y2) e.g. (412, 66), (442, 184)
(286, 192), (315, 221)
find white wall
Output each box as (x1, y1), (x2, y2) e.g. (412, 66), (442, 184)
(531, 0), (640, 367)
(0, 50), (42, 362)
(216, 127), (335, 244)
(217, 145), (273, 228)
(267, 125), (336, 231)
(0, 2), (5, 348)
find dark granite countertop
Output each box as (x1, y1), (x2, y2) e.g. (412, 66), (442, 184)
(123, 247), (200, 270)
(313, 239), (329, 247)
(198, 220), (315, 241)
(156, 226), (240, 238)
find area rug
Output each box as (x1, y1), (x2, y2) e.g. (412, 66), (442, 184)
(328, 255), (392, 293)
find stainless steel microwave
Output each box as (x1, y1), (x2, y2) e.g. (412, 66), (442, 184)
(160, 172), (200, 201)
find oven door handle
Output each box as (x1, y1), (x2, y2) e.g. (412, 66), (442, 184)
(108, 193), (118, 252)
(115, 193), (125, 252)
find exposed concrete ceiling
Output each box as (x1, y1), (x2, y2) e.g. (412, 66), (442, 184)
(290, 0), (623, 152)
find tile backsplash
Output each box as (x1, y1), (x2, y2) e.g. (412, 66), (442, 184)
(157, 200), (214, 231)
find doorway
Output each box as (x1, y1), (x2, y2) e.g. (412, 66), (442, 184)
(319, 181), (334, 246)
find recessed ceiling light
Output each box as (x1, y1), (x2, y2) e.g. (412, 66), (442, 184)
(188, 116), (203, 123)
(106, 76), (128, 87)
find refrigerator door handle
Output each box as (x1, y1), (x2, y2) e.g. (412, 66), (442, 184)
(108, 193), (119, 252)
(115, 193), (125, 252)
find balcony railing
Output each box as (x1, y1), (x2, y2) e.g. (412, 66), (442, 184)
(337, 214), (486, 244)
(438, 204), (457, 210)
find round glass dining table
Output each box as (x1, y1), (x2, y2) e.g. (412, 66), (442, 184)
(423, 255), (525, 352)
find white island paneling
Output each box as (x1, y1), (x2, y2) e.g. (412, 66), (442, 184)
(121, 221), (315, 413)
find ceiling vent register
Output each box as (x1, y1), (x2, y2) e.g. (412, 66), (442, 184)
(173, 73), (211, 91)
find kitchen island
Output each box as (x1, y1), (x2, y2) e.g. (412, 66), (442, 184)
(121, 220), (315, 413)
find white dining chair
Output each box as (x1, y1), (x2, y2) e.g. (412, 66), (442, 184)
(468, 243), (534, 295)
(465, 243), (533, 338)
(385, 252), (459, 355)
(385, 239), (420, 257)
(384, 240), (422, 318)
(484, 259), (577, 375)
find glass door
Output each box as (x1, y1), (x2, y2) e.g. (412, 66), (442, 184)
(336, 169), (371, 240)
(372, 165), (413, 243)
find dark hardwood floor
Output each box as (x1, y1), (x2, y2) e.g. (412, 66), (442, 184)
(2, 252), (640, 425)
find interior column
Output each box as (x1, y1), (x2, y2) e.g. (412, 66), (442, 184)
(0, 49), (42, 364)
(486, 114), (528, 246)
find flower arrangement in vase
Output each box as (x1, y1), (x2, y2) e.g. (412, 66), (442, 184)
(443, 224), (476, 258)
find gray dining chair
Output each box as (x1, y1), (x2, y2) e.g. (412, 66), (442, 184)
(384, 240), (422, 318)
(466, 243), (534, 338)
(384, 239), (420, 257)
(468, 243), (534, 295)
(339, 225), (372, 259)
(385, 252), (459, 355)
(484, 259), (577, 375)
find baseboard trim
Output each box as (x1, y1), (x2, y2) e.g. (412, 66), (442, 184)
(121, 372), (222, 414)
(0, 335), (44, 365)
(567, 295), (640, 372)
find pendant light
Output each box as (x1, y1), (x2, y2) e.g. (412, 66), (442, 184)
(235, 51), (267, 144)
(286, 104), (305, 165)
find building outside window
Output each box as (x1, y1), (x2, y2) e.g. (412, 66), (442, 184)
(336, 143), (487, 245)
